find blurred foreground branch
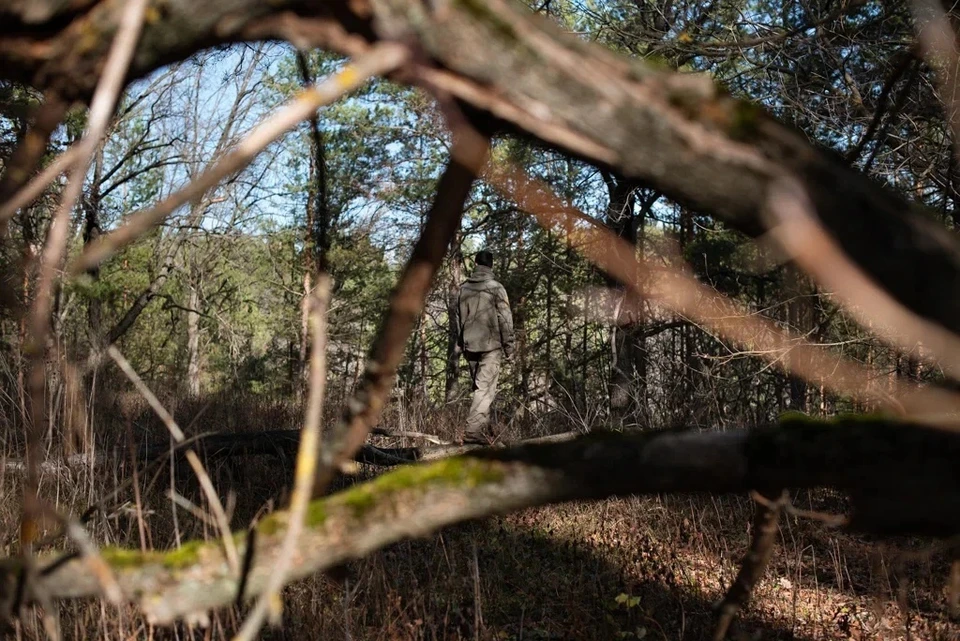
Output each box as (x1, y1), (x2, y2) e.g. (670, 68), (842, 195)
(4, 0), (960, 336)
(4, 416), (960, 624)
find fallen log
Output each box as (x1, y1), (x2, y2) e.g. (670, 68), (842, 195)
(4, 417), (960, 624)
(0, 430), (585, 472)
(140, 429), (582, 465)
(370, 428), (452, 445)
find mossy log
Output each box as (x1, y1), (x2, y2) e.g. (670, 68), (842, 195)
(3, 418), (960, 624)
(0, 431), (579, 473)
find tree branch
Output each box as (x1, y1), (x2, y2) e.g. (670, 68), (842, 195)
(311, 126), (490, 494)
(5, 416), (960, 624)
(713, 490), (786, 641)
(4, 0), (960, 334)
(0, 91), (68, 233)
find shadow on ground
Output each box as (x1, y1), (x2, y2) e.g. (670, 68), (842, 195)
(131, 454), (823, 641)
(73, 403), (956, 640)
(263, 517), (822, 641)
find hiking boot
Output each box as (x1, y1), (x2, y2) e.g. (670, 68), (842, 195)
(462, 431), (489, 446)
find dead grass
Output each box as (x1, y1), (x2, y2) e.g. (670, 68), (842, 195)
(1, 390), (959, 640)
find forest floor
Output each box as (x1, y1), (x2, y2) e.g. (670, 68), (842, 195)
(2, 392), (958, 640)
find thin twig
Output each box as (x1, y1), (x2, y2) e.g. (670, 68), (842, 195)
(0, 144), (81, 224)
(166, 492), (219, 528)
(845, 49), (916, 164)
(371, 428), (451, 445)
(106, 345), (240, 575)
(752, 491), (849, 528)
(71, 42), (409, 276)
(310, 124), (491, 496)
(472, 541), (483, 640)
(485, 164), (960, 427)
(765, 177), (960, 378)
(21, 0), (149, 586)
(233, 274), (331, 640)
(713, 490), (787, 641)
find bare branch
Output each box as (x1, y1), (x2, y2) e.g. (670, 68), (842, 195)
(234, 275), (331, 640)
(0, 430), (584, 475)
(70, 42), (408, 275)
(764, 177), (960, 377)
(106, 346), (240, 576)
(371, 428), (452, 445)
(713, 491), (786, 641)
(22, 0), (149, 568)
(3, 0), (960, 336)
(378, 0), (960, 337)
(845, 48), (917, 164)
(486, 165), (960, 426)
(311, 125), (491, 495)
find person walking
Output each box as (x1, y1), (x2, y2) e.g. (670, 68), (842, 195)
(456, 249), (515, 444)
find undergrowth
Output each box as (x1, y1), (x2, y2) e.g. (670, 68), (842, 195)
(0, 390), (957, 640)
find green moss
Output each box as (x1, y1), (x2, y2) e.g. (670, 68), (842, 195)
(329, 457), (506, 517)
(305, 501), (328, 527)
(377, 457), (503, 489)
(162, 540), (207, 569)
(257, 513), (284, 536)
(778, 410), (896, 429)
(318, 457), (503, 518)
(256, 503), (325, 536)
(94, 458), (507, 576)
(778, 410), (816, 425)
(727, 99), (763, 141)
(99, 539), (213, 571)
(253, 458), (505, 534)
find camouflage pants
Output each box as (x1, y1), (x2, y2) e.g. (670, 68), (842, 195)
(465, 349), (502, 435)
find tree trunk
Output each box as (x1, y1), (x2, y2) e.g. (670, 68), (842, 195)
(83, 144), (104, 342)
(299, 140), (314, 380)
(545, 231), (553, 378)
(297, 51), (330, 384)
(785, 265), (808, 412)
(186, 275), (201, 397)
(418, 317), (429, 401)
(604, 173), (642, 419)
(444, 246), (464, 402)
(582, 281), (590, 412)
(679, 207), (697, 414)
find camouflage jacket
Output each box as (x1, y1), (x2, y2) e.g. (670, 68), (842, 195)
(457, 265), (515, 355)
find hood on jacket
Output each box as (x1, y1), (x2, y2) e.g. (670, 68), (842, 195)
(467, 265), (495, 283)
